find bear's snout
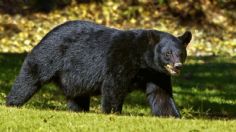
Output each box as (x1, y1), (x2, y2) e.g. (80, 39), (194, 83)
(174, 63), (183, 70)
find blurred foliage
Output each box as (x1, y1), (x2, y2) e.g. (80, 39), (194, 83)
(0, 0), (72, 13)
(0, 0), (235, 56)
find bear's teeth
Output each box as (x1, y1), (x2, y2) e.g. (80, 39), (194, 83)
(165, 64), (180, 76)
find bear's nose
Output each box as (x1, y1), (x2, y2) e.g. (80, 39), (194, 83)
(174, 63), (183, 70)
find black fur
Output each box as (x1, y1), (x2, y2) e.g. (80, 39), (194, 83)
(6, 20), (191, 117)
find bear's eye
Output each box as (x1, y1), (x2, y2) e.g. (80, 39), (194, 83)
(165, 51), (172, 57)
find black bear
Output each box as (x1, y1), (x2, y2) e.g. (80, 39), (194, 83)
(6, 20), (191, 117)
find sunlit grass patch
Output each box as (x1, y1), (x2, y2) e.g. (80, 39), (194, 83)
(0, 106), (236, 132)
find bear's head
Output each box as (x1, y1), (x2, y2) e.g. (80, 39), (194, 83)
(145, 31), (192, 76)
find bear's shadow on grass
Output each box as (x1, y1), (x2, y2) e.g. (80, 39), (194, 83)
(173, 56), (236, 119)
(0, 53), (235, 119)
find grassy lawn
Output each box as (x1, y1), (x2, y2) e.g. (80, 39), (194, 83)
(1, 107), (236, 132)
(0, 53), (236, 131)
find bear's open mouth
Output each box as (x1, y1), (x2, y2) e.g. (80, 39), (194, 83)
(164, 64), (180, 76)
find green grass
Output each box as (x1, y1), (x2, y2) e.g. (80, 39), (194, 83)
(0, 53), (236, 131)
(1, 106), (236, 132)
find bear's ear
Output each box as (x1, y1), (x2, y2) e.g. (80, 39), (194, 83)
(178, 31), (192, 47)
(147, 30), (160, 45)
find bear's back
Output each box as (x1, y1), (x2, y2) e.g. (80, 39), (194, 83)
(23, 21), (122, 94)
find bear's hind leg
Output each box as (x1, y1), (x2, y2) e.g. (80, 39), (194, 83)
(6, 62), (42, 107)
(67, 96), (90, 112)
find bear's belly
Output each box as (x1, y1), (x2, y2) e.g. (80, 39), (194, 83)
(57, 70), (104, 97)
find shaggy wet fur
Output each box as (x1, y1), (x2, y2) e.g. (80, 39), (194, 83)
(6, 20), (191, 117)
